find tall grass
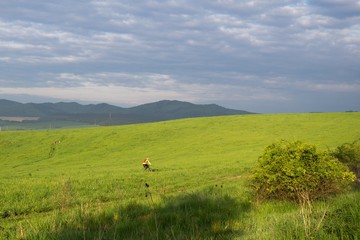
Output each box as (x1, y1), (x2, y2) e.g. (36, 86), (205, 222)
(17, 187), (251, 240)
(1, 112), (360, 239)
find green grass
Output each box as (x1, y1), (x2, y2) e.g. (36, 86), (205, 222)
(0, 120), (93, 131)
(0, 112), (360, 239)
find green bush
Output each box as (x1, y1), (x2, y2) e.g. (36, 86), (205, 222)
(249, 140), (355, 202)
(332, 139), (360, 181)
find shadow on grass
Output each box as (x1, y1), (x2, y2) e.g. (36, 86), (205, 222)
(272, 186), (360, 240)
(32, 188), (251, 239)
(321, 186), (360, 239)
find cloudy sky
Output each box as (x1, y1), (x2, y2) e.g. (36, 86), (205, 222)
(0, 0), (359, 113)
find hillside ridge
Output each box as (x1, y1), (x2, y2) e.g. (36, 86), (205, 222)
(0, 99), (253, 126)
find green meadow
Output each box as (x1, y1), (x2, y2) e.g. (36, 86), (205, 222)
(1, 112), (360, 239)
(0, 120), (93, 131)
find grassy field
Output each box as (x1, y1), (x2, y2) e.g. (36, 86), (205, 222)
(0, 112), (359, 239)
(0, 120), (94, 131)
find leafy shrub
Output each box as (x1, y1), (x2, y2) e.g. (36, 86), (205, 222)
(332, 139), (360, 181)
(249, 140), (355, 202)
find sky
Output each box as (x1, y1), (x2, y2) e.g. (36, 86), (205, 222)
(0, 0), (359, 113)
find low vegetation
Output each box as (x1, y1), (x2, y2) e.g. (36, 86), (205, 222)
(249, 139), (356, 239)
(332, 138), (360, 181)
(0, 112), (359, 239)
(250, 140), (355, 202)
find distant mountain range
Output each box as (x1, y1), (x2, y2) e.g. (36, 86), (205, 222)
(0, 99), (254, 126)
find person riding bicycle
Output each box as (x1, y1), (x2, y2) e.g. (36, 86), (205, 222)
(142, 157), (151, 171)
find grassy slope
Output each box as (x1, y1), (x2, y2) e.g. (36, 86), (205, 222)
(0, 120), (93, 131)
(1, 112), (360, 239)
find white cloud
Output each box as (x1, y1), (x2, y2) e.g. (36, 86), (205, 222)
(219, 25), (268, 46)
(0, 41), (51, 50)
(0, 0), (359, 112)
(296, 14), (335, 27)
(300, 82), (360, 92)
(0, 70), (291, 106)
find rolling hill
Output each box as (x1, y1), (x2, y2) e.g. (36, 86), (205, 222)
(0, 112), (359, 239)
(0, 99), (253, 127)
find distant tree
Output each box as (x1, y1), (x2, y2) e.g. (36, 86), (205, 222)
(332, 139), (360, 181)
(249, 140), (355, 203)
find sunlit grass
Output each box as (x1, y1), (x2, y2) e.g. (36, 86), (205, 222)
(1, 112), (360, 239)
